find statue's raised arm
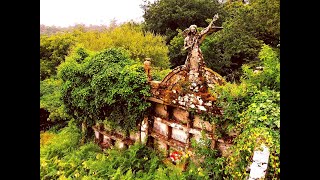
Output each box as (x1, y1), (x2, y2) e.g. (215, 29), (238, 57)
(181, 14), (223, 87)
(199, 14), (222, 44)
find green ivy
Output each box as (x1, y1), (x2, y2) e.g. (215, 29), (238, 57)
(58, 47), (151, 133)
(206, 44), (280, 179)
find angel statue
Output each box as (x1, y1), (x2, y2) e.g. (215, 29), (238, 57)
(182, 14), (222, 85)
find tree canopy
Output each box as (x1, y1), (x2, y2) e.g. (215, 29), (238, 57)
(40, 33), (75, 80)
(165, 0), (280, 81)
(74, 23), (170, 69)
(142, 0), (224, 43)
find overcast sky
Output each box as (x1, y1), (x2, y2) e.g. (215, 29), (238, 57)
(40, 0), (154, 27)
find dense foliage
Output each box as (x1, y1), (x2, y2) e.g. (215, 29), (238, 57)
(57, 47), (151, 135)
(40, 0), (280, 178)
(40, 43), (280, 179)
(74, 23), (170, 69)
(40, 78), (69, 122)
(40, 23), (169, 128)
(208, 44), (280, 179)
(166, 0), (279, 80)
(40, 123), (210, 179)
(40, 33), (75, 80)
(40, 23), (169, 81)
(142, 0), (224, 43)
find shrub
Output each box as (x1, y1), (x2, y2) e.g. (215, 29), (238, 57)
(207, 44), (280, 179)
(40, 78), (70, 122)
(241, 44), (280, 91)
(58, 47), (151, 134)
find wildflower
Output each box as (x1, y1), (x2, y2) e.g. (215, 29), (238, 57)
(169, 151), (182, 163)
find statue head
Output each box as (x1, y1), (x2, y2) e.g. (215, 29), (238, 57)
(189, 25), (197, 34)
(182, 25), (198, 37)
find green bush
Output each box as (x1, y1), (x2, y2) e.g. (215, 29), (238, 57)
(142, 0), (224, 43)
(40, 125), (226, 179)
(83, 143), (163, 179)
(207, 44), (280, 179)
(40, 122), (81, 160)
(40, 78), (70, 121)
(40, 123), (100, 179)
(40, 127), (164, 180)
(40, 33), (75, 80)
(58, 47), (151, 133)
(241, 44), (280, 91)
(225, 127), (279, 179)
(190, 135), (226, 179)
(151, 68), (172, 81)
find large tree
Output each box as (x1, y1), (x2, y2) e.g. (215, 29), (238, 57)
(203, 0), (279, 81)
(74, 23), (170, 69)
(167, 0), (279, 81)
(40, 33), (75, 80)
(141, 0), (224, 43)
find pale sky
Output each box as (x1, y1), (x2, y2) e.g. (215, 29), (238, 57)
(40, 0), (154, 27)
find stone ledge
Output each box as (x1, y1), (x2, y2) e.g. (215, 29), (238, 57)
(151, 132), (186, 150)
(154, 116), (213, 138)
(92, 126), (135, 145)
(148, 97), (187, 110)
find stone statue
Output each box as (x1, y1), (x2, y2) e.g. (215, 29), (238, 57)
(144, 58), (152, 81)
(182, 14), (222, 90)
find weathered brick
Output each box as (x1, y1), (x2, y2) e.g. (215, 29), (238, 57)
(141, 131), (147, 144)
(116, 130), (127, 138)
(153, 117), (169, 137)
(172, 107), (189, 123)
(94, 129), (100, 139)
(171, 128), (189, 143)
(158, 140), (168, 150)
(129, 131), (140, 142)
(154, 104), (169, 118)
(154, 139), (168, 155)
(103, 135), (112, 144)
(115, 140), (127, 149)
(193, 115), (213, 132)
(141, 117), (149, 144)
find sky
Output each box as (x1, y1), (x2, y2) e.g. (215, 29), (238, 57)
(40, 0), (154, 27)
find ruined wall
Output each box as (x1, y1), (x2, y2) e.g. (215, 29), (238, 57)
(92, 125), (139, 150)
(148, 98), (215, 156)
(92, 60), (232, 158)
(92, 97), (232, 157)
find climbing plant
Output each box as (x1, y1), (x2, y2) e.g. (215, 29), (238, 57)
(205, 44), (280, 179)
(57, 47), (151, 140)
